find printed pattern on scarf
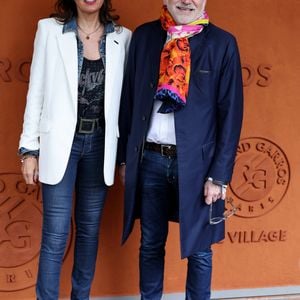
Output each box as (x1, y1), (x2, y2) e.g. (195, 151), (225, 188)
(155, 5), (209, 113)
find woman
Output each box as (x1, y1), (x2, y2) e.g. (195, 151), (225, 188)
(18, 0), (131, 299)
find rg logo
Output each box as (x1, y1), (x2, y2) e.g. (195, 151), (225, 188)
(229, 138), (290, 218)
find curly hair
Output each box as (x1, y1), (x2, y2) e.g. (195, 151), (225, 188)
(50, 0), (119, 24)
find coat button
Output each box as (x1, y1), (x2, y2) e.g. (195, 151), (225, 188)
(134, 146), (138, 152)
(142, 115), (146, 121)
(150, 82), (154, 89)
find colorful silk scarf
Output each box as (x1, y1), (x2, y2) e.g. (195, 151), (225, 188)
(155, 5), (209, 113)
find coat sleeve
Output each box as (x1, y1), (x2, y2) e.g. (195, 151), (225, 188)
(117, 29), (137, 165)
(207, 36), (243, 184)
(19, 20), (47, 151)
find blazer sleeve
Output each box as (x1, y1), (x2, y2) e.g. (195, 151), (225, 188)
(207, 36), (244, 183)
(19, 20), (47, 151)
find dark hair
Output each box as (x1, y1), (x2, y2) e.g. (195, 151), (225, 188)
(50, 0), (119, 24)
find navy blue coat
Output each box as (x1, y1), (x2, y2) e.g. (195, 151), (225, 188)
(118, 20), (243, 258)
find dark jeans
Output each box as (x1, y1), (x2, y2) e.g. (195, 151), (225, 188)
(139, 149), (212, 300)
(36, 129), (107, 300)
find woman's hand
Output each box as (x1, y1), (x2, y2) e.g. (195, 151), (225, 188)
(21, 156), (39, 185)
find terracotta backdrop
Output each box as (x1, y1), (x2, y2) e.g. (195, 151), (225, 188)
(0, 0), (299, 299)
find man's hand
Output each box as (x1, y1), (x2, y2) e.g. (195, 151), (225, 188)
(204, 180), (225, 205)
(21, 156), (39, 185)
(119, 164), (126, 186)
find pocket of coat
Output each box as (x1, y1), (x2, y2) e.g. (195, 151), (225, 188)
(202, 141), (215, 160)
(192, 68), (213, 92)
(198, 69), (212, 74)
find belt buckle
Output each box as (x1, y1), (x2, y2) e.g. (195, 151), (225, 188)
(161, 144), (172, 157)
(78, 118), (95, 134)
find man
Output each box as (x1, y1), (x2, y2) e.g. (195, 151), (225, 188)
(118, 0), (243, 299)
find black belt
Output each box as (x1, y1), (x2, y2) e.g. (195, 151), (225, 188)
(144, 142), (177, 157)
(76, 118), (103, 134)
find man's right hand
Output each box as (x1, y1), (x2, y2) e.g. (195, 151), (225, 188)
(21, 156), (39, 185)
(204, 180), (222, 205)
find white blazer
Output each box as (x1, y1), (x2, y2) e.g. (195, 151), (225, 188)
(19, 18), (131, 185)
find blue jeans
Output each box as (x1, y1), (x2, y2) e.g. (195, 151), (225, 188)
(36, 129), (107, 300)
(139, 149), (212, 300)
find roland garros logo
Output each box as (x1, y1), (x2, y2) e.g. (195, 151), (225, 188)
(229, 138), (290, 218)
(0, 173), (72, 291)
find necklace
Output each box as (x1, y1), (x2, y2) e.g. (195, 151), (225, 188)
(78, 23), (102, 40)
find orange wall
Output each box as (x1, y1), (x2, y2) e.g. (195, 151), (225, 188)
(0, 0), (300, 299)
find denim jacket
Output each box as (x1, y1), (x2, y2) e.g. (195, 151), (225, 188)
(19, 17), (115, 157)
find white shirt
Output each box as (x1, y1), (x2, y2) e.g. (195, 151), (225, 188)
(146, 100), (176, 145)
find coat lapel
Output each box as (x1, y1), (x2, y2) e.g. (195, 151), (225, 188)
(149, 22), (166, 87)
(189, 24), (210, 72)
(56, 32), (78, 109)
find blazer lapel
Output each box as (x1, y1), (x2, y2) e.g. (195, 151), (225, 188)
(105, 32), (121, 118)
(56, 32), (78, 109)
